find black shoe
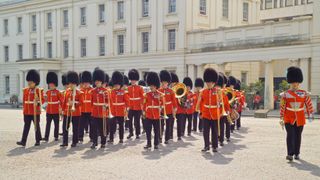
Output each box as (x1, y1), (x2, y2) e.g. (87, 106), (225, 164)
(34, 142), (40, 146)
(286, 155), (293, 161)
(54, 138), (59, 141)
(71, 143), (77, 147)
(107, 140), (114, 144)
(159, 139), (162, 144)
(188, 133), (191, 136)
(142, 130), (146, 134)
(199, 130), (203, 133)
(101, 144), (106, 148)
(144, 145), (151, 149)
(119, 139), (123, 144)
(294, 155), (300, 160)
(154, 146), (159, 150)
(212, 148), (218, 152)
(90, 143), (97, 149)
(178, 137), (182, 141)
(136, 135), (140, 139)
(16, 141), (26, 147)
(42, 138), (48, 142)
(226, 138), (230, 142)
(220, 142), (224, 146)
(201, 147), (210, 152)
(59, 133), (63, 136)
(127, 134), (133, 139)
(60, 143), (68, 147)
(85, 131), (89, 134)
(231, 130), (234, 133)
(164, 141), (169, 144)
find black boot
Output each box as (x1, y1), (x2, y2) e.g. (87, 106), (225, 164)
(91, 143), (97, 149)
(34, 142), (40, 146)
(16, 141), (26, 147)
(144, 145), (151, 149)
(201, 147), (210, 152)
(286, 155), (293, 162)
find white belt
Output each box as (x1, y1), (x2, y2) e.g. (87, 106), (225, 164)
(147, 106), (160, 109)
(84, 100), (91, 103)
(113, 103), (125, 106)
(204, 105), (218, 108)
(165, 102), (172, 105)
(93, 103), (108, 106)
(25, 101), (38, 104)
(129, 97), (141, 101)
(47, 101), (59, 105)
(73, 101), (79, 104)
(286, 107), (304, 112)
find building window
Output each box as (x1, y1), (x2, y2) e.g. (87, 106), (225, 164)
(222, 0), (229, 18)
(80, 7), (86, 25)
(295, 0), (299, 5)
(265, 0), (273, 9)
(241, 72), (247, 85)
(285, 0), (293, 6)
(168, 0), (176, 13)
(80, 38), (87, 57)
(280, 0), (284, 7)
(18, 45), (23, 60)
(63, 10), (69, 28)
(274, 0), (278, 8)
(17, 17), (22, 33)
(142, 32), (149, 53)
(260, 0), (264, 10)
(4, 19), (9, 35)
(99, 36), (105, 56)
(99, 4), (105, 23)
(32, 43), (37, 58)
(31, 15), (36, 32)
(63, 40), (69, 58)
(168, 29), (176, 51)
(301, 0), (305, 4)
(118, 34), (124, 55)
(142, 0), (149, 17)
(47, 42), (52, 58)
(200, 0), (206, 15)
(243, 3), (249, 22)
(47, 12), (52, 30)
(5, 76), (10, 94)
(307, 0), (313, 3)
(4, 46), (9, 62)
(118, 1), (124, 20)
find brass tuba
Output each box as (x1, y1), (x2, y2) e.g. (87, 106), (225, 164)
(172, 83), (188, 107)
(225, 87), (239, 124)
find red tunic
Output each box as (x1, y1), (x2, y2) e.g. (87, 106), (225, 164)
(81, 87), (93, 113)
(90, 87), (109, 118)
(143, 91), (163, 120)
(62, 88), (83, 117)
(158, 87), (177, 115)
(46, 89), (61, 114)
(110, 89), (129, 117)
(199, 88), (221, 120)
(280, 89), (314, 126)
(23, 87), (44, 115)
(186, 91), (195, 115)
(127, 85), (144, 111)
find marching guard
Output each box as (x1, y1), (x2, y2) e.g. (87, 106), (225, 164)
(79, 71), (93, 142)
(183, 77), (195, 136)
(193, 78), (204, 132)
(127, 69), (144, 139)
(43, 72), (61, 142)
(280, 66), (314, 161)
(196, 68), (220, 152)
(17, 69), (44, 147)
(60, 71), (83, 147)
(143, 72), (162, 150)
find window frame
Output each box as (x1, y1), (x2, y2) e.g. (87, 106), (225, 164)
(117, 1), (125, 20)
(243, 2), (249, 22)
(168, 0), (176, 13)
(47, 41), (52, 58)
(4, 19), (9, 35)
(168, 29), (176, 51)
(118, 34), (125, 55)
(47, 12), (52, 30)
(18, 44), (23, 60)
(5, 76), (10, 94)
(222, 0), (229, 19)
(17, 17), (22, 33)
(142, 32), (149, 53)
(199, 0), (207, 15)
(32, 43), (37, 59)
(80, 7), (87, 26)
(4, 46), (9, 62)
(63, 10), (69, 28)
(63, 40), (69, 58)
(98, 4), (105, 23)
(80, 38), (87, 57)
(99, 36), (106, 56)
(142, 0), (149, 17)
(31, 14), (37, 32)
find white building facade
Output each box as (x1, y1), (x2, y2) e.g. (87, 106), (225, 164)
(0, 0), (319, 110)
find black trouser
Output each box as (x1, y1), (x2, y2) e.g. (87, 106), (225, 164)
(44, 113), (59, 140)
(20, 115), (42, 144)
(128, 110), (142, 136)
(186, 114), (193, 135)
(285, 123), (304, 156)
(142, 117), (146, 132)
(170, 116), (175, 139)
(219, 116), (227, 143)
(145, 119), (160, 146)
(160, 114), (174, 141)
(203, 119), (218, 149)
(62, 116), (80, 145)
(79, 112), (91, 141)
(176, 114), (185, 138)
(92, 118), (107, 145)
(231, 112), (241, 130)
(193, 112), (199, 131)
(109, 116), (124, 141)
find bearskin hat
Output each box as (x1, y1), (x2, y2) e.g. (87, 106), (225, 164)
(287, 66), (303, 83)
(26, 69), (40, 85)
(216, 73), (225, 87)
(81, 71), (92, 84)
(93, 69), (105, 83)
(146, 71), (160, 88)
(62, 73), (67, 86)
(221, 73), (228, 86)
(195, 78), (204, 88)
(183, 77), (193, 89)
(79, 73), (82, 83)
(66, 71), (79, 85)
(46, 72), (58, 86)
(128, 69), (139, 81)
(159, 70), (172, 83)
(170, 72), (179, 83)
(123, 75), (129, 85)
(203, 68), (218, 83)
(228, 76), (237, 86)
(234, 80), (241, 91)
(138, 80), (146, 86)
(111, 71), (124, 86)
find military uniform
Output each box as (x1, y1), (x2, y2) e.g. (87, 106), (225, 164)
(193, 78), (204, 132)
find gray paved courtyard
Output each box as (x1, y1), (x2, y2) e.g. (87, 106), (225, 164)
(0, 109), (319, 180)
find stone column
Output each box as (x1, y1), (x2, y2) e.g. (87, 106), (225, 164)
(300, 58), (310, 91)
(264, 60), (274, 110)
(187, 64), (195, 83)
(196, 64), (204, 79)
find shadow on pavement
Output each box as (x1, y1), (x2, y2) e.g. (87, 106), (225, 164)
(202, 152), (234, 165)
(290, 159), (320, 177)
